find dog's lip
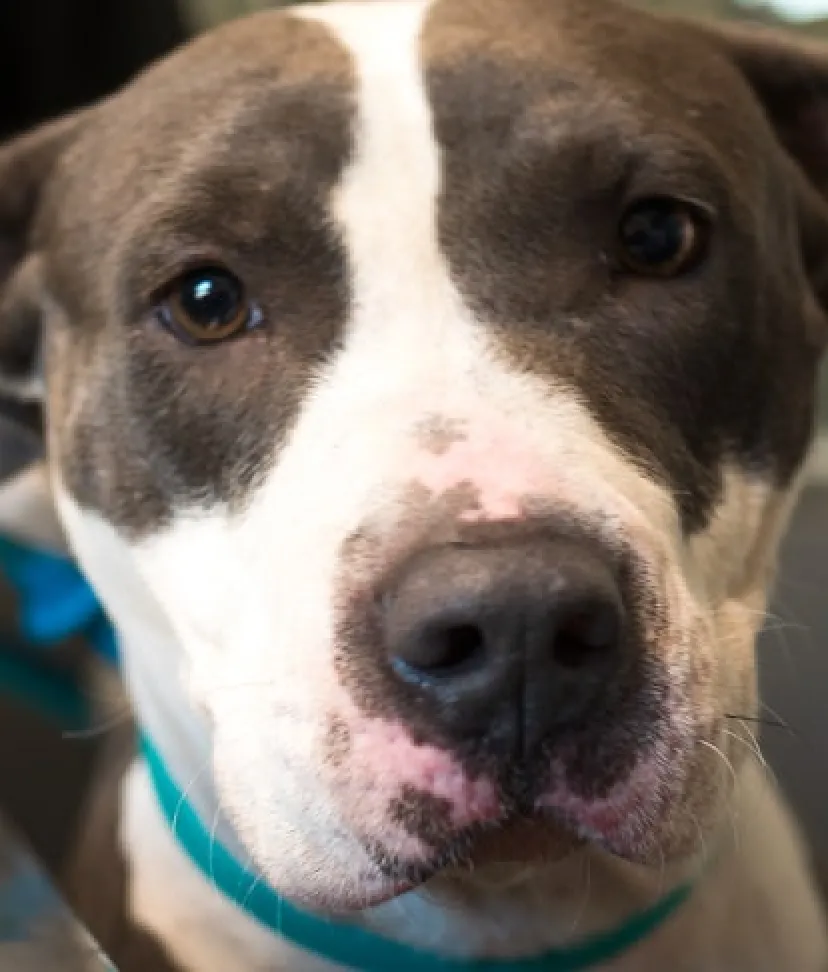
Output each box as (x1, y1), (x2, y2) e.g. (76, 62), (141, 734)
(535, 765), (669, 857)
(465, 815), (581, 864)
(364, 818), (580, 899)
(346, 810), (631, 910)
(349, 770), (664, 908)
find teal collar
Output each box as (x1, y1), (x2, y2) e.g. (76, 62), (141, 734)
(141, 733), (696, 972)
(0, 533), (116, 662)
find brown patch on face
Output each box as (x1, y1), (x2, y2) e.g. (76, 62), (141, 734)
(388, 785), (456, 847)
(436, 480), (484, 519)
(421, 0), (822, 535)
(325, 714), (352, 768)
(414, 415), (468, 455)
(30, 10), (358, 535)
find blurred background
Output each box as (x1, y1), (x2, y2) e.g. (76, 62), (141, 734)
(0, 0), (827, 926)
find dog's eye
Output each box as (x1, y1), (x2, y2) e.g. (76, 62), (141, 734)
(158, 268), (258, 344)
(617, 198), (710, 277)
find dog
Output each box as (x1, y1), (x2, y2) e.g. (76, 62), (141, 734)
(2, 0), (828, 968)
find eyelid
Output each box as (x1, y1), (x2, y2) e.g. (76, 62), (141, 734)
(623, 191), (717, 223)
(120, 242), (244, 319)
(147, 257), (239, 307)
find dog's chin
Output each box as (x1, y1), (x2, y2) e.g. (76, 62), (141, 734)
(342, 819), (586, 912)
(462, 816), (584, 867)
(284, 820), (576, 914)
(289, 803), (700, 916)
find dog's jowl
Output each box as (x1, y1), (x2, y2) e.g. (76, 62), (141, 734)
(2, 1), (828, 969)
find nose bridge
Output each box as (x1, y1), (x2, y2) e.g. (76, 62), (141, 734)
(409, 406), (557, 522)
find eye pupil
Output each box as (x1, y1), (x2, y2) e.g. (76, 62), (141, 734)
(618, 198), (707, 277)
(622, 208), (681, 264)
(180, 271), (243, 331)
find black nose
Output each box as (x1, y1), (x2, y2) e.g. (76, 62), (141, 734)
(382, 540), (627, 758)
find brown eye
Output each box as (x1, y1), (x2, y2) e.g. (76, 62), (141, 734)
(617, 198), (710, 277)
(159, 268), (258, 344)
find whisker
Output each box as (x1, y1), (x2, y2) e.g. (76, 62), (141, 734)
(699, 739), (738, 790)
(654, 843), (666, 902)
(241, 872), (265, 912)
(723, 710), (796, 735)
(567, 853), (591, 939)
(689, 811), (708, 863)
(720, 727), (764, 769)
(62, 704), (133, 740)
(209, 805), (221, 890)
(699, 738), (742, 852)
(758, 700), (797, 733)
(171, 762), (210, 842)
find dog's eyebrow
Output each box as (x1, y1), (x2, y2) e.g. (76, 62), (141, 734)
(106, 226), (234, 323)
(117, 231), (239, 310)
(113, 180), (311, 312)
(618, 134), (732, 211)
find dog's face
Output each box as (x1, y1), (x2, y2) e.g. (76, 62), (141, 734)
(2, 0), (828, 911)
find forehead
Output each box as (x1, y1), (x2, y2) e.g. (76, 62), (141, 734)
(67, 0), (768, 212)
(50, 0), (775, 321)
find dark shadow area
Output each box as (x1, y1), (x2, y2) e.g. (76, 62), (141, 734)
(760, 485), (828, 874)
(0, 0), (188, 880)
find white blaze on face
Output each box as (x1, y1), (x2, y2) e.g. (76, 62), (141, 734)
(46, 0), (780, 905)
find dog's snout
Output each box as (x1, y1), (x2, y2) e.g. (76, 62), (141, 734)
(382, 540), (627, 758)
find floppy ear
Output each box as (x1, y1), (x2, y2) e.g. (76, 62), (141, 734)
(712, 26), (828, 194)
(704, 24), (828, 330)
(0, 114), (85, 433)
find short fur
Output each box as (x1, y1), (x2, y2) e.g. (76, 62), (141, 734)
(2, 1), (828, 968)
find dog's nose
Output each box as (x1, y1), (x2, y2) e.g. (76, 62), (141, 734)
(382, 540), (627, 758)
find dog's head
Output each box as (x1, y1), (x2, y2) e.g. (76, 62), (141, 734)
(2, 0), (828, 911)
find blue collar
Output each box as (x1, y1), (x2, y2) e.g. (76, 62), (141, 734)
(0, 533), (116, 662)
(142, 732), (696, 972)
(0, 529), (697, 970)
(0, 532), (116, 730)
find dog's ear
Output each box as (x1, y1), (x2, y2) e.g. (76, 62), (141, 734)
(711, 25), (828, 194)
(0, 113), (85, 433)
(705, 24), (828, 336)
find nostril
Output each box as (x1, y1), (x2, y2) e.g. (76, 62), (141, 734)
(551, 605), (621, 670)
(394, 620), (487, 679)
(433, 623), (486, 673)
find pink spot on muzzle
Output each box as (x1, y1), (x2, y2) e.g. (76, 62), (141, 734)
(537, 754), (667, 851)
(349, 718), (501, 829)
